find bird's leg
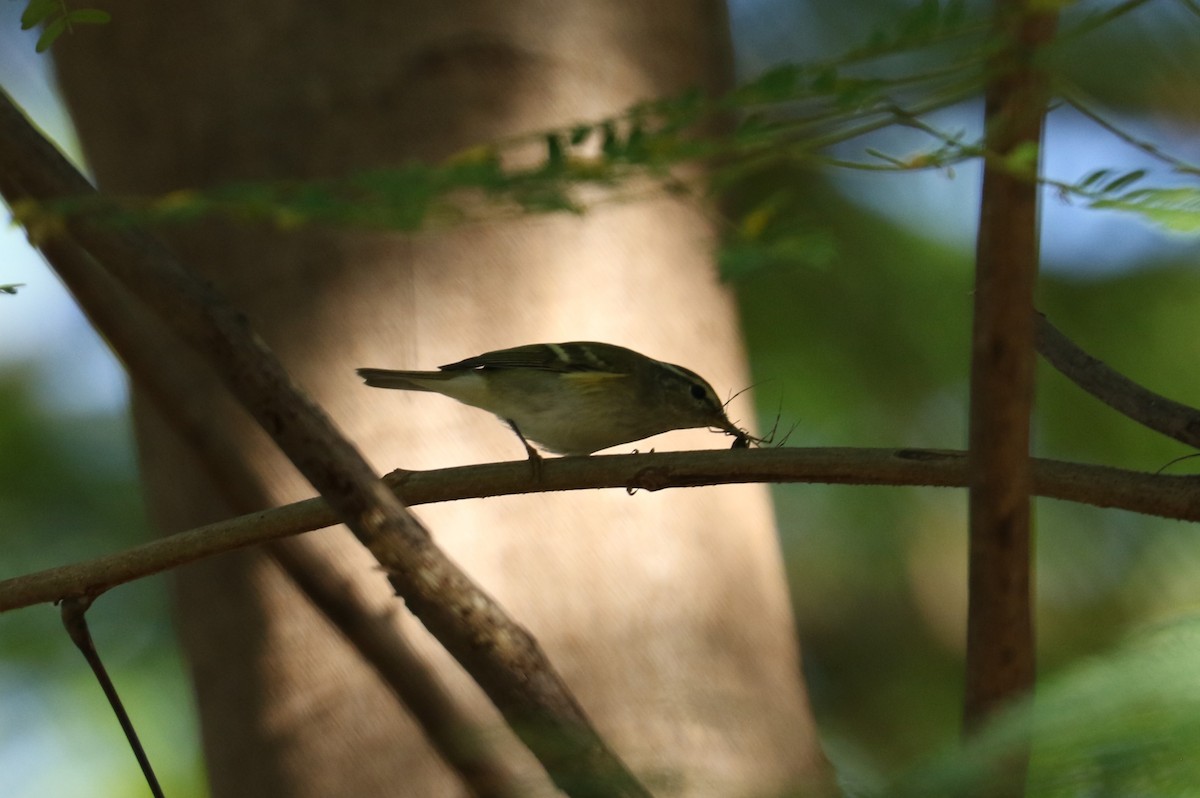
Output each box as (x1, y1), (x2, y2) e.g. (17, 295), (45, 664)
(506, 419), (543, 480)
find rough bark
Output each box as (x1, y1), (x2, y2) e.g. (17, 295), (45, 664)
(53, 2), (829, 795)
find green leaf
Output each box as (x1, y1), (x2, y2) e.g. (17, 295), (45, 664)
(810, 67), (838, 95)
(719, 225), (836, 281)
(624, 123), (646, 161)
(865, 28), (888, 50)
(835, 77), (886, 107)
(734, 65), (806, 105)
(63, 8), (112, 25)
(545, 134), (565, 169)
(735, 113), (769, 139)
(0, 283), (27, 295)
(20, 0), (58, 30)
(943, 0), (967, 27)
(1078, 169), (1111, 189)
(1101, 169), (1147, 194)
(899, 0), (942, 39)
(35, 15), (69, 52)
(568, 125), (591, 146)
(1091, 187), (1200, 234)
(513, 186), (583, 215)
(1002, 141), (1040, 176)
(601, 122), (620, 158)
(753, 65), (803, 100)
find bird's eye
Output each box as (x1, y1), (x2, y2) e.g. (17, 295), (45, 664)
(690, 384), (707, 401)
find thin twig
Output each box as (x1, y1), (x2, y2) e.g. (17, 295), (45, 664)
(61, 596), (166, 798)
(1058, 89), (1200, 174)
(1056, 0), (1157, 43)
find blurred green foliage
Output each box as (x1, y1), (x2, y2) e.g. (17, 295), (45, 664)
(733, 176), (1200, 783)
(0, 372), (204, 797)
(723, 0), (1200, 787)
(888, 617), (1200, 796)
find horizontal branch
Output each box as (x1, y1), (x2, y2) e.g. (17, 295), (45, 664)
(1, 446), (1196, 613)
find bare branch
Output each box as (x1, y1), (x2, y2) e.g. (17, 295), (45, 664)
(1036, 312), (1200, 450)
(61, 596), (165, 798)
(272, 539), (546, 797)
(2, 447), (1198, 614)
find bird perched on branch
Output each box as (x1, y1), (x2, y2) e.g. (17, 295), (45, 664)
(357, 341), (751, 457)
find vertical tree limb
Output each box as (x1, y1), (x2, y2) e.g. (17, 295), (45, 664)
(965, 0), (1059, 750)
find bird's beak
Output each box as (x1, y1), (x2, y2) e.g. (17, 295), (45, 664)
(715, 416), (747, 439)
(714, 414), (763, 448)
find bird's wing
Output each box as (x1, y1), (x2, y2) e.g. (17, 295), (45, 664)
(440, 342), (630, 373)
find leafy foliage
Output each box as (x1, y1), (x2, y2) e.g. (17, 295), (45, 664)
(10, 0), (1194, 252)
(1089, 186), (1200, 233)
(889, 617), (1200, 797)
(20, 1), (111, 52)
(0, 374), (202, 796)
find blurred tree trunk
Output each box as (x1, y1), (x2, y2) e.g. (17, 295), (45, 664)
(53, 1), (830, 795)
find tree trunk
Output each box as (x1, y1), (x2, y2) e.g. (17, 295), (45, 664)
(53, 2), (830, 795)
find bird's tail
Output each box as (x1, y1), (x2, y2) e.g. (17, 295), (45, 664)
(356, 368), (453, 392)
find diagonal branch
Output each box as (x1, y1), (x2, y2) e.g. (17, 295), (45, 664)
(13, 191), (547, 798)
(2, 447), (1198, 614)
(270, 540), (544, 797)
(1035, 312), (1200, 450)
(0, 91), (646, 798)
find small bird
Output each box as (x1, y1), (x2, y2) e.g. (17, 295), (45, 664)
(357, 341), (748, 457)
